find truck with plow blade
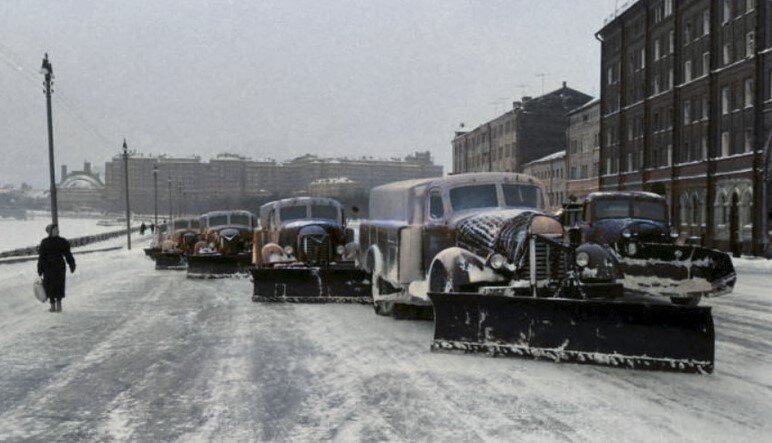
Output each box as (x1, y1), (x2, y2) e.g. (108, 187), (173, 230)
(187, 210), (256, 278)
(362, 173), (717, 372)
(154, 217), (201, 270)
(250, 197), (369, 303)
(561, 191), (735, 307)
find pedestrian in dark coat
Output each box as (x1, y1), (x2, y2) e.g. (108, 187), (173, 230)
(37, 224), (76, 312)
(140, 222), (147, 235)
(149, 223), (155, 234)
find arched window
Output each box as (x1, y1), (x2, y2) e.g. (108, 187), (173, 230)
(716, 191), (728, 227)
(680, 193), (691, 226)
(741, 188), (753, 228)
(691, 193), (701, 226)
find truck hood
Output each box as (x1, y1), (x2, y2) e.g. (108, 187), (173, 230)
(454, 209), (550, 260)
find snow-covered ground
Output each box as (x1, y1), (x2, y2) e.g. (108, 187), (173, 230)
(0, 237), (769, 441)
(0, 216), (133, 252)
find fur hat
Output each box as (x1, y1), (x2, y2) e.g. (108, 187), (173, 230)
(45, 224), (58, 235)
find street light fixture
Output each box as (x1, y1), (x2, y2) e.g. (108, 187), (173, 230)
(40, 53), (58, 226)
(122, 139), (132, 250)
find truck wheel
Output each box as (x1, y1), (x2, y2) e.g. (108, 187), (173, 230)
(670, 295), (702, 307)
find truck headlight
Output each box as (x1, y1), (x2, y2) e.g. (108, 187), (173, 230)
(669, 228), (679, 239)
(336, 244), (346, 255)
(489, 253), (506, 270)
(576, 251), (590, 267)
(622, 229), (632, 239)
(284, 245), (294, 255)
(627, 242), (637, 256)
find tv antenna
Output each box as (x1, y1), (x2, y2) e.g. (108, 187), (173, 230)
(535, 73), (550, 94)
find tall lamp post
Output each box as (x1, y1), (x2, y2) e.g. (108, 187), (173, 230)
(167, 178), (173, 226)
(178, 182), (183, 216)
(122, 139), (132, 250)
(153, 165), (159, 231)
(40, 53), (58, 226)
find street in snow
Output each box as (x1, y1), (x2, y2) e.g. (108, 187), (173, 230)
(0, 230), (769, 442)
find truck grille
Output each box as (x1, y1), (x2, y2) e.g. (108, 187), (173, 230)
(300, 234), (330, 265)
(521, 236), (565, 283)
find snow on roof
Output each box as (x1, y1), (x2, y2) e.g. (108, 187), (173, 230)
(523, 150), (566, 167)
(568, 98), (600, 114)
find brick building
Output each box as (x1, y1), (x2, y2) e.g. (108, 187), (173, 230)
(597, 0), (771, 255)
(452, 83), (593, 174)
(565, 99), (601, 200)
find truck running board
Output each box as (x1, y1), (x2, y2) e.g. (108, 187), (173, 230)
(428, 292), (715, 373)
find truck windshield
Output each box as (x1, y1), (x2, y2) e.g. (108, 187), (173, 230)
(173, 220), (188, 230)
(230, 214), (251, 227)
(310, 205), (338, 221)
(593, 198), (667, 221)
(502, 184), (540, 208)
(280, 205), (308, 221)
(208, 215), (228, 227)
(450, 185), (499, 211)
(190, 220), (200, 229)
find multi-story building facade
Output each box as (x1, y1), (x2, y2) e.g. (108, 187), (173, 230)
(452, 83), (593, 174)
(104, 151), (442, 214)
(521, 150), (567, 210)
(566, 99), (601, 200)
(597, 0), (771, 255)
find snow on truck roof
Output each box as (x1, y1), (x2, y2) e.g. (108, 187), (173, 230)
(369, 172), (542, 223)
(259, 197), (343, 226)
(586, 191), (664, 201)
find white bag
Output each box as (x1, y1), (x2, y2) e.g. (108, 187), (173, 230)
(33, 278), (47, 303)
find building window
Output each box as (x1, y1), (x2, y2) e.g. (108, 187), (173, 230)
(744, 78), (754, 108)
(607, 66), (614, 85)
(668, 68), (674, 90)
(684, 24), (692, 45)
(721, 87), (730, 114)
(640, 48), (646, 69)
(723, 43), (732, 65)
(684, 60), (692, 82)
(746, 0), (755, 12)
(745, 129), (753, 152)
(664, 0), (673, 17)
(654, 38), (660, 60)
(668, 30), (675, 53)
(667, 144), (672, 166)
(702, 52), (710, 76)
(721, 131), (730, 156)
(746, 31), (755, 56)
(683, 100), (691, 124)
(701, 135), (708, 159)
(653, 75), (661, 94)
(723, 0), (732, 24)
(703, 10), (710, 35)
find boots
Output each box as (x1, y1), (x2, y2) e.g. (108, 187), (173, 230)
(55, 299), (62, 312)
(49, 302), (56, 312)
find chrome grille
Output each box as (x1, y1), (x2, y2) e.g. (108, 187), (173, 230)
(301, 234), (330, 265)
(521, 236), (565, 283)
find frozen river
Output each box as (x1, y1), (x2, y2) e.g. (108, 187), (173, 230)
(0, 216), (132, 252)
(0, 238), (769, 441)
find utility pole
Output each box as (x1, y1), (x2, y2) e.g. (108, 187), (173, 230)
(122, 139), (132, 250)
(40, 53), (58, 226)
(177, 181), (183, 217)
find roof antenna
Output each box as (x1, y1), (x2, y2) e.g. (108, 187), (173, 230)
(535, 73), (549, 95)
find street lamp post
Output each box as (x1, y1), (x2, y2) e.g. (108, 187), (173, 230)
(40, 53), (58, 226)
(178, 182), (183, 216)
(153, 165), (158, 231)
(167, 178), (173, 226)
(122, 139), (132, 250)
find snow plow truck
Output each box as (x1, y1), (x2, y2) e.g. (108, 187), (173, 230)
(250, 197), (369, 303)
(187, 210), (256, 278)
(154, 217), (201, 270)
(361, 173), (716, 373)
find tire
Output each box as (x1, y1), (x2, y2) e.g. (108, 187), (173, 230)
(670, 295), (702, 307)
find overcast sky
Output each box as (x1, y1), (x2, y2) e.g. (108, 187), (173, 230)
(0, 0), (619, 187)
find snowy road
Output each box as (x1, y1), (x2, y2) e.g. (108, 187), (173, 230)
(0, 244), (769, 442)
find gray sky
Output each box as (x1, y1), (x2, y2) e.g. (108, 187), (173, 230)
(0, 0), (618, 188)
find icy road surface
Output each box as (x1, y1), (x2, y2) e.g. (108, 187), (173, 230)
(0, 245), (769, 441)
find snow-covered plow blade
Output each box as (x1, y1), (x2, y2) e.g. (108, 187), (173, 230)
(251, 265), (371, 303)
(186, 254), (252, 278)
(155, 252), (185, 270)
(617, 243), (736, 298)
(428, 292), (715, 373)
(143, 247), (160, 260)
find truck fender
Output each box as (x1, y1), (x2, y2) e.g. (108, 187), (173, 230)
(428, 247), (493, 293)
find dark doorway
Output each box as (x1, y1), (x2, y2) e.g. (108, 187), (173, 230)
(730, 192), (741, 257)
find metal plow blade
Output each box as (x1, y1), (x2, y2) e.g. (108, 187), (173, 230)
(428, 292), (715, 373)
(155, 252), (186, 270)
(186, 254), (252, 278)
(618, 243), (736, 298)
(251, 266), (371, 303)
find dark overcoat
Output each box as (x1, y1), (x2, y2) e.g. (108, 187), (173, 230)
(37, 236), (75, 299)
